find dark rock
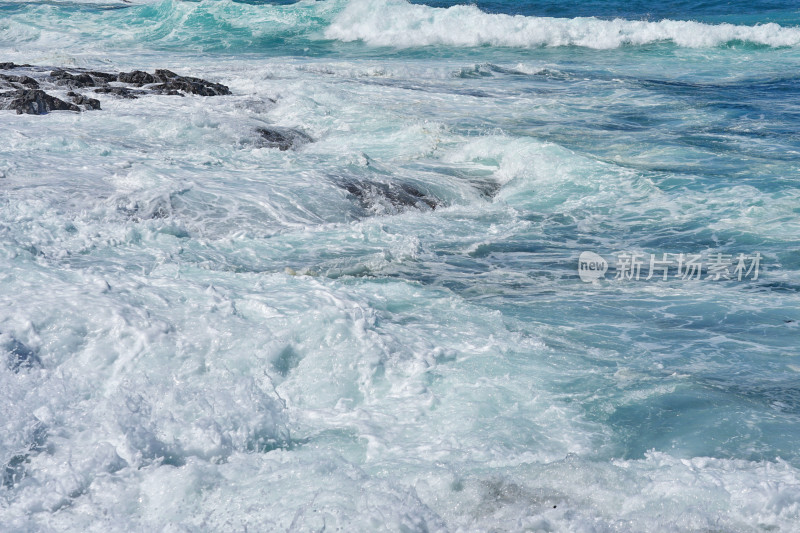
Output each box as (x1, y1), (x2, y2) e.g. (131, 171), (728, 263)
(154, 69), (178, 81)
(153, 88), (183, 96)
(2, 89), (80, 114)
(2, 337), (41, 372)
(255, 127), (313, 151)
(116, 69), (230, 96)
(86, 71), (118, 83)
(472, 178), (502, 199)
(1, 423), (47, 489)
(151, 76), (231, 96)
(0, 62), (31, 70)
(0, 66), (231, 114)
(0, 74), (39, 89)
(94, 86), (141, 99)
(67, 91), (101, 110)
(117, 70), (156, 85)
(15, 75), (38, 88)
(338, 179), (439, 212)
(2, 454), (29, 488)
(50, 69), (95, 88)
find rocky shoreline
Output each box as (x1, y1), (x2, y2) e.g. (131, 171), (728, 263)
(0, 61), (447, 212)
(0, 62), (230, 115)
(0, 62), (311, 151)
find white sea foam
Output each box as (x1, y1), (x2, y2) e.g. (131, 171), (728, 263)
(3, 15), (800, 527)
(326, 0), (800, 49)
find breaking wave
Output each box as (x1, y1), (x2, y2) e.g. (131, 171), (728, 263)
(325, 0), (800, 49)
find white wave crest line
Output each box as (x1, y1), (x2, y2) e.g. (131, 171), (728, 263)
(325, 0), (800, 49)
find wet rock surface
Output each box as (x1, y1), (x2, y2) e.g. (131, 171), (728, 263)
(0, 73), (39, 89)
(67, 91), (101, 110)
(337, 178), (440, 213)
(116, 69), (157, 85)
(1, 332), (41, 373)
(0, 63), (231, 114)
(255, 127), (314, 151)
(1, 89), (80, 114)
(93, 86), (144, 99)
(1, 62), (312, 150)
(50, 69), (97, 89)
(151, 77), (231, 96)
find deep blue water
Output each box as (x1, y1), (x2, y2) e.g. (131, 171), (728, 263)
(413, 0), (800, 20)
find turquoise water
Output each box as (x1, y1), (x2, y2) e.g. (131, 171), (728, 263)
(2, 0), (800, 530)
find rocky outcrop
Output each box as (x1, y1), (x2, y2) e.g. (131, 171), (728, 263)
(0, 62), (31, 70)
(50, 69), (97, 89)
(0, 63), (308, 151)
(93, 86), (144, 99)
(115, 68), (231, 95)
(0, 63), (232, 114)
(152, 77), (231, 96)
(1, 89), (80, 114)
(116, 69), (157, 85)
(68, 91), (101, 110)
(0, 74), (39, 89)
(255, 127), (313, 151)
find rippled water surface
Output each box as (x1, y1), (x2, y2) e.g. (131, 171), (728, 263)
(2, 0), (800, 530)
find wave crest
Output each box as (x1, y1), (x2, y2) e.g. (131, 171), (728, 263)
(325, 0), (800, 49)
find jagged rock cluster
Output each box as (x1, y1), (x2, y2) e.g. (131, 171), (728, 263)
(0, 62), (453, 213)
(0, 62), (230, 115)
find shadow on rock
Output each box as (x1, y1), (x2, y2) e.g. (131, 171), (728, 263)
(255, 126), (313, 151)
(336, 177), (440, 213)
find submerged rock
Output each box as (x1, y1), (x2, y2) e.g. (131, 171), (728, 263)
(2, 454), (29, 489)
(472, 177), (502, 199)
(1, 422), (47, 489)
(2, 335), (41, 372)
(1, 89), (80, 114)
(338, 178), (439, 212)
(255, 127), (313, 151)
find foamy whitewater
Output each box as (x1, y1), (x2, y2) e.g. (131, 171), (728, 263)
(2, 0), (800, 531)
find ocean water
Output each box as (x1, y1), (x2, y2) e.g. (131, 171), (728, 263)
(1, 0), (800, 531)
